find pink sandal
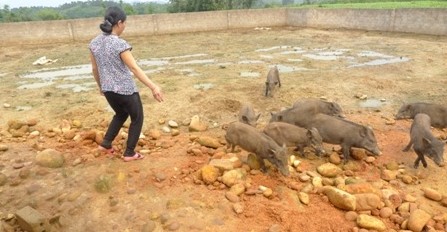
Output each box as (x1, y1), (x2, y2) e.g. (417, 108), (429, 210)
(123, 153), (144, 162)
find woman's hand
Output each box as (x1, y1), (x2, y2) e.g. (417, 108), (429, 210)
(151, 85), (164, 102)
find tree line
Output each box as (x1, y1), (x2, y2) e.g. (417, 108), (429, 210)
(0, 0), (273, 23)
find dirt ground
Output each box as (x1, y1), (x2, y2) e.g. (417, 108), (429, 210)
(0, 27), (447, 232)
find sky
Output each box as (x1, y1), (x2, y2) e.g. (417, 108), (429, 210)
(1, 0), (163, 9)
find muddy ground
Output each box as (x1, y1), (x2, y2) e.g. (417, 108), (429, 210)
(0, 27), (447, 231)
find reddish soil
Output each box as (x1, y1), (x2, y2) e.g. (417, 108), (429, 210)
(0, 27), (446, 231)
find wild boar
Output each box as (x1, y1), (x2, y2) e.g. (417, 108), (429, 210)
(265, 66), (280, 97)
(225, 122), (289, 176)
(402, 113), (445, 168)
(302, 114), (381, 163)
(263, 122), (326, 156)
(270, 107), (316, 128)
(292, 98), (344, 118)
(395, 102), (447, 128)
(238, 103), (261, 127)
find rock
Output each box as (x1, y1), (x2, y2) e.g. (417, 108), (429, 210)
(230, 183), (245, 196)
(356, 214), (386, 231)
(298, 192), (309, 205)
(400, 175), (413, 184)
(147, 129), (162, 140)
(155, 172), (167, 182)
(171, 129), (180, 136)
(141, 221), (157, 232)
(166, 221), (180, 231)
(232, 203), (244, 214)
(0, 173), (8, 186)
(385, 161), (400, 171)
(221, 169), (246, 187)
(299, 174), (310, 182)
(379, 207), (393, 218)
(15, 206), (48, 232)
(355, 193), (381, 211)
(60, 119), (71, 133)
(317, 162), (342, 178)
(381, 169), (397, 181)
(200, 165), (220, 184)
(246, 153), (261, 170)
(0, 144), (8, 151)
(269, 224), (282, 232)
(365, 156), (375, 163)
(343, 161), (362, 172)
(209, 159), (234, 171)
(168, 120), (178, 128)
(189, 115), (208, 132)
(72, 120), (82, 128)
(345, 211), (358, 221)
(35, 149), (64, 168)
(407, 209), (432, 232)
(225, 191), (239, 203)
(422, 187), (442, 201)
(388, 194), (403, 209)
(404, 194), (417, 203)
(351, 149), (367, 160)
(441, 196), (447, 207)
(312, 176), (323, 188)
(63, 129), (76, 140)
(345, 182), (379, 196)
(263, 188), (273, 198)
(322, 186), (356, 211)
(196, 136), (220, 149)
(8, 119), (25, 130)
(329, 152), (341, 165)
(162, 126), (171, 133)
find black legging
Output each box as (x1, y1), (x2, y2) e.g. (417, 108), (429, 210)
(101, 92), (144, 157)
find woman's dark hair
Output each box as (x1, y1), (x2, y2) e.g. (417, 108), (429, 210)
(99, 6), (127, 34)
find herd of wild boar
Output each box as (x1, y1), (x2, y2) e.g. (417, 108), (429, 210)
(225, 67), (446, 176)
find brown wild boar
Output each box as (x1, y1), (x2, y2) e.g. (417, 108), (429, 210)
(292, 98), (344, 118)
(395, 102), (447, 128)
(225, 122), (289, 176)
(238, 103), (261, 127)
(265, 66), (280, 97)
(270, 106), (316, 128)
(291, 113), (381, 163)
(402, 113), (445, 168)
(263, 122), (326, 156)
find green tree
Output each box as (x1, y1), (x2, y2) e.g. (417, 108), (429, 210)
(123, 3), (136, 15)
(37, 9), (64, 21)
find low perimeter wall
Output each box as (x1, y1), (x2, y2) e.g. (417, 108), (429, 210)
(0, 8), (445, 45)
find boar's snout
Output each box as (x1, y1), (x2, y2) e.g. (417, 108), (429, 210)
(315, 147), (326, 156)
(368, 148), (381, 156)
(278, 166), (290, 176)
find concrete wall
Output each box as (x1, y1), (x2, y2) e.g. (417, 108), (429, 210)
(286, 8), (447, 35)
(0, 8), (446, 45)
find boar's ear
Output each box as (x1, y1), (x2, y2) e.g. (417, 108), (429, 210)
(330, 102), (337, 110)
(360, 127), (368, 137)
(306, 129), (313, 139)
(241, 116), (249, 124)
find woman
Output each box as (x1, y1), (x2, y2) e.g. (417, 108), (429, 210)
(89, 6), (163, 162)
